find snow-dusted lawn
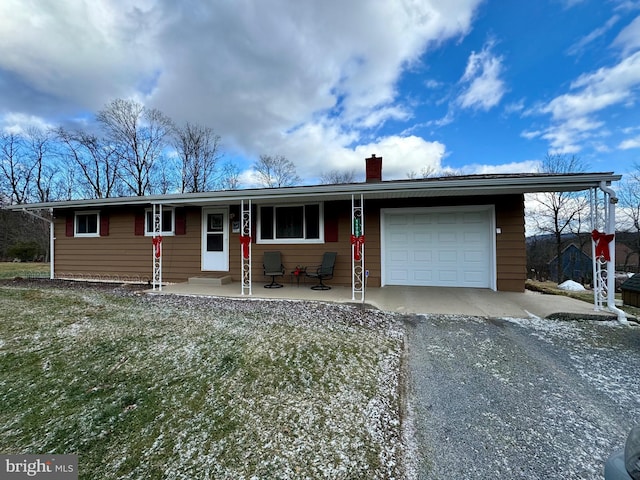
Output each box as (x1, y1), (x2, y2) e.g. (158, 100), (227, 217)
(0, 284), (406, 479)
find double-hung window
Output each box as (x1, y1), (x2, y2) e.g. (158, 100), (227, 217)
(75, 211), (100, 237)
(259, 204), (323, 243)
(145, 208), (175, 235)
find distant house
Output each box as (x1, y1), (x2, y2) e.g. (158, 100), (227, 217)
(4, 155), (622, 294)
(548, 244), (593, 284)
(621, 274), (640, 308)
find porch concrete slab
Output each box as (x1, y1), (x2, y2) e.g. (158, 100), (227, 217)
(151, 282), (612, 319)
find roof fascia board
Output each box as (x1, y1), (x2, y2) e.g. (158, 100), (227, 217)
(3, 172), (622, 211)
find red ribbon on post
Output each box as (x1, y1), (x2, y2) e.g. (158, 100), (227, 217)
(591, 229), (614, 261)
(239, 235), (252, 259)
(351, 234), (365, 261)
(152, 235), (163, 259)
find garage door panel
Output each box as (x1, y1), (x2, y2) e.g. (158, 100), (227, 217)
(413, 213), (434, 225)
(388, 215), (409, 226)
(438, 232), (458, 243)
(384, 208), (493, 288)
(390, 232), (409, 244)
(389, 269), (408, 281)
(413, 270), (433, 281)
(437, 270), (458, 282)
(437, 213), (456, 224)
(464, 270), (486, 283)
(463, 212), (484, 223)
(414, 233), (432, 244)
(389, 250), (408, 262)
(464, 232), (485, 243)
(413, 250), (432, 262)
(464, 250), (484, 262)
(438, 250), (457, 262)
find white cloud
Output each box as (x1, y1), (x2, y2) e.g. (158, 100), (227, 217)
(424, 79), (443, 89)
(464, 160), (540, 175)
(456, 42), (507, 111)
(619, 136), (640, 149)
(352, 135), (446, 180)
(1, 113), (55, 134)
(530, 50), (640, 153)
(234, 133), (447, 187)
(0, 0), (485, 183)
(567, 15), (620, 56)
(504, 99), (525, 115)
(613, 15), (640, 54)
(0, 0), (160, 111)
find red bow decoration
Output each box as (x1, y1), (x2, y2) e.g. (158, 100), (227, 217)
(239, 235), (252, 259)
(591, 229), (614, 261)
(351, 234), (365, 261)
(152, 235), (163, 259)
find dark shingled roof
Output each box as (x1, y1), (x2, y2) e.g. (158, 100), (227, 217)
(621, 274), (640, 293)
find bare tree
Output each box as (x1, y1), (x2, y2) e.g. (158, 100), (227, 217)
(527, 153), (587, 282)
(57, 127), (119, 199)
(253, 154), (301, 188)
(24, 127), (58, 203)
(216, 161), (241, 190)
(618, 162), (640, 271)
(407, 165), (437, 179)
(0, 132), (34, 204)
(173, 122), (222, 193)
(320, 169), (356, 184)
(97, 98), (173, 196)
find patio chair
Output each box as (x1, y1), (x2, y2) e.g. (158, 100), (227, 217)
(263, 251), (285, 288)
(306, 252), (337, 290)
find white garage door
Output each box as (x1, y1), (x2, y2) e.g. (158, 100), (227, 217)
(382, 207), (494, 288)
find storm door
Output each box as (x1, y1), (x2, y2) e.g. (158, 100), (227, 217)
(202, 208), (229, 271)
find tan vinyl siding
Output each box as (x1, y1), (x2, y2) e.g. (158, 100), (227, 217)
(495, 194), (526, 291)
(54, 208), (201, 283)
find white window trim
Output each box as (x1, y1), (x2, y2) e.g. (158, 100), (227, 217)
(74, 210), (100, 237)
(144, 207), (175, 236)
(257, 203), (324, 244)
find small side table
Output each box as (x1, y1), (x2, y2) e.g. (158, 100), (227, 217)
(290, 267), (306, 287)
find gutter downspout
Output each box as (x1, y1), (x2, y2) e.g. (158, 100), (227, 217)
(20, 207), (54, 280)
(49, 208), (54, 280)
(599, 181), (627, 324)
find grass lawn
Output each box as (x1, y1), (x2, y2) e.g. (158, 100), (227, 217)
(0, 282), (406, 479)
(0, 261), (50, 279)
(526, 279), (640, 319)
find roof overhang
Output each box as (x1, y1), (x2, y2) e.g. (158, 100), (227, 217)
(3, 172), (622, 211)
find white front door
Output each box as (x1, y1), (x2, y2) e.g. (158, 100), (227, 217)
(202, 208), (229, 271)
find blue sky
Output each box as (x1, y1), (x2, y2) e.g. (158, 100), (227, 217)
(0, 0), (639, 186)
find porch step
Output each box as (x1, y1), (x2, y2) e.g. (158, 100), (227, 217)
(188, 275), (232, 286)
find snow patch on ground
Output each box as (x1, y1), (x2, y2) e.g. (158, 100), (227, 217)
(558, 280), (587, 291)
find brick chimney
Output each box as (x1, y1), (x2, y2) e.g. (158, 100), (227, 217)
(365, 154), (382, 183)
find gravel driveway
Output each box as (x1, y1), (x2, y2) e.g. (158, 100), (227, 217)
(405, 314), (640, 479)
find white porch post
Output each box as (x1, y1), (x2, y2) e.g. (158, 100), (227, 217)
(20, 208), (55, 279)
(152, 204), (162, 291)
(351, 194), (365, 302)
(589, 187), (604, 311)
(49, 208), (54, 280)
(592, 183), (627, 324)
(241, 199), (252, 296)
